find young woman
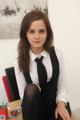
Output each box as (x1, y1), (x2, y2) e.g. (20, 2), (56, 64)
(14, 10), (71, 120)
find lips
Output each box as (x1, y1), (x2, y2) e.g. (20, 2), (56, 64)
(34, 41), (41, 43)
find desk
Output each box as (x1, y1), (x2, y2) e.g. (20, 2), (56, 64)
(8, 100), (78, 120)
(71, 113), (78, 120)
(8, 100), (22, 120)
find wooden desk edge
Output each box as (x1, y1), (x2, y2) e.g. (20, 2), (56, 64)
(8, 99), (22, 120)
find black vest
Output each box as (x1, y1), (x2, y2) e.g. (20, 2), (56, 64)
(24, 47), (59, 102)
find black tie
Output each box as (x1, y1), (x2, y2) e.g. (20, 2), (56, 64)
(35, 56), (47, 89)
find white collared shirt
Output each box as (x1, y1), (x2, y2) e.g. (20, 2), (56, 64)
(14, 48), (68, 103)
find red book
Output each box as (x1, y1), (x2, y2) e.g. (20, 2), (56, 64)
(2, 76), (14, 102)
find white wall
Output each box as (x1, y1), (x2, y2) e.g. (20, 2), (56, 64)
(0, 39), (19, 103)
(0, 0), (80, 110)
(48, 0), (80, 110)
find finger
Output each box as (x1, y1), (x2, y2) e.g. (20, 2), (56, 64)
(67, 115), (71, 120)
(65, 110), (71, 120)
(55, 109), (58, 119)
(58, 113), (67, 120)
(64, 112), (71, 120)
(60, 115), (66, 120)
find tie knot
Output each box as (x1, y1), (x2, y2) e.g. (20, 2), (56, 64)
(35, 56), (43, 63)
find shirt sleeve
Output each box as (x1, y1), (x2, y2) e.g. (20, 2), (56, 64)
(14, 60), (27, 99)
(55, 49), (68, 103)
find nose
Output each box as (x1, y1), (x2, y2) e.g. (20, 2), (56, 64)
(35, 32), (40, 39)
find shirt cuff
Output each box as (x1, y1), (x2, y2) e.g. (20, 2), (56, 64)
(56, 92), (68, 103)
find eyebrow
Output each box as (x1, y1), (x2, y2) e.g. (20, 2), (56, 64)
(28, 28), (47, 31)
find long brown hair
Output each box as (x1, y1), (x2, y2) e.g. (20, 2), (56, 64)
(18, 10), (54, 73)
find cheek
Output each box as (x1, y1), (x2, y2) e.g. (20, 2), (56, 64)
(45, 32), (47, 38)
(26, 33), (31, 41)
(43, 33), (47, 40)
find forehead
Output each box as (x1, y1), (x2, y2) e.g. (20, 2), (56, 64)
(29, 19), (46, 29)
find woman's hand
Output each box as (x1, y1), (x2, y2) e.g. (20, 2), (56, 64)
(55, 101), (71, 120)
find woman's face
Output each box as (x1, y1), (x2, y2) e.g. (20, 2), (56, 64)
(26, 19), (47, 54)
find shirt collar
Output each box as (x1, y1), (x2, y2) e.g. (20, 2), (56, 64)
(29, 49), (48, 62)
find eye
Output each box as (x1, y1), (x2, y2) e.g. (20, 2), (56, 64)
(39, 29), (47, 34)
(28, 30), (35, 34)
